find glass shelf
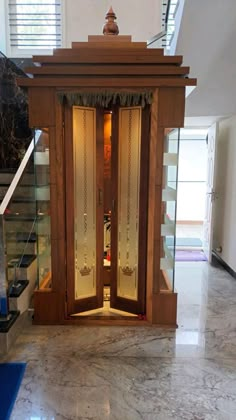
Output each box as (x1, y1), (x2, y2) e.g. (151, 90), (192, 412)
(160, 129), (180, 292)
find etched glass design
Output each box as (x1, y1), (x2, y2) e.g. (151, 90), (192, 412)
(73, 107), (96, 299)
(117, 107), (141, 301)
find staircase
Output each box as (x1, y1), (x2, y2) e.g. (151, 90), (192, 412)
(1, 169), (37, 308)
(0, 131), (51, 353)
(147, 0), (180, 52)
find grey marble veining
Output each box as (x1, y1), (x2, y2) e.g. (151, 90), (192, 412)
(7, 356), (236, 420)
(1, 260), (236, 419)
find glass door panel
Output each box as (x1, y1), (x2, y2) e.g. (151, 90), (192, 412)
(103, 113), (112, 286)
(111, 105), (148, 314)
(66, 106), (103, 315)
(73, 107), (96, 299)
(117, 107), (141, 301)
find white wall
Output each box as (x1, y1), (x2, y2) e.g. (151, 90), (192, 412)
(214, 115), (236, 271)
(1, 0), (162, 56)
(176, 0), (236, 118)
(64, 0), (162, 45)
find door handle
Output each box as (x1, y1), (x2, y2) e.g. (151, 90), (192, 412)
(206, 191), (218, 201)
(112, 199), (116, 213)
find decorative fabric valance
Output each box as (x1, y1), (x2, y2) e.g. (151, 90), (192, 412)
(57, 91), (153, 108)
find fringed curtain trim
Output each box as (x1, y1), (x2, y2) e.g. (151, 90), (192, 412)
(57, 91), (153, 108)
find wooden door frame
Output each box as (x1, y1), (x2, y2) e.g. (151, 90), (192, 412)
(65, 103), (150, 316)
(32, 87), (182, 327)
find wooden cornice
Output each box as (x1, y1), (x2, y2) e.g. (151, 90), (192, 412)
(18, 77), (197, 88)
(17, 37), (197, 89)
(71, 41), (147, 49)
(52, 47), (164, 56)
(31, 54), (183, 65)
(24, 65), (190, 77)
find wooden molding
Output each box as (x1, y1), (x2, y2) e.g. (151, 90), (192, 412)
(158, 87), (185, 128)
(28, 87), (55, 126)
(33, 291), (64, 323)
(25, 65), (190, 77)
(152, 292), (177, 326)
(18, 77), (196, 88)
(88, 35), (132, 43)
(72, 41), (145, 49)
(31, 54), (184, 65)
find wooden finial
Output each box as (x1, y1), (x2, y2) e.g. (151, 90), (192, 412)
(103, 6), (119, 36)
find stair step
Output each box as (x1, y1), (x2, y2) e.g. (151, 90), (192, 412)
(0, 185), (35, 198)
(6, 241), (36, 255)
(8, 280), (34, 314)
(0, 310), (20, 333)
(5, 216), (49, 234)
(8, 280), (29, 298)
(4, 214), (46, 222)
(0, 310), (29, 355)
(6, 232), (36, 243)
(6, 203), (36, 214)
(6, 201), (47, 213)
(5, 219), (37, 232)
(0, 183), (34, 187)
(0, 171), (34, 185)
(8, 255), (36, 268)
(0, 186), (50, 201)
(5, 214), (38, 221)
(7, 257), (37, 284)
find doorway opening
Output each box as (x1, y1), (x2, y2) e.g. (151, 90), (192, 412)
(66, 104), (148, 319)
(77, 111), (137, 319)
(175, 128), (209, 262)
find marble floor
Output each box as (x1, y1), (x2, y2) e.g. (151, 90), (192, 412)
(1, 260), (236, 419)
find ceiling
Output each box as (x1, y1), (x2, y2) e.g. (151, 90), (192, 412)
(175, 0), (236, 121)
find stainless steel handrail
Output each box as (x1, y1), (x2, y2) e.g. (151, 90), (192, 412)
(0, 130), (41, 215)
(147, 0), (171, 46)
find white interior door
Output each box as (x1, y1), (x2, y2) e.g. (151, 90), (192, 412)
(203, 122), (218, 262)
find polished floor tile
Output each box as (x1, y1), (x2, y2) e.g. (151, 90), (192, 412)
(1, 260), (236, 419)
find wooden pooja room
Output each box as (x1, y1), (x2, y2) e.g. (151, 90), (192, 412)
(18, 8), (196, 326)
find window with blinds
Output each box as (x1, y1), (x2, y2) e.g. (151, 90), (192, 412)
(8, 0), (62, 54)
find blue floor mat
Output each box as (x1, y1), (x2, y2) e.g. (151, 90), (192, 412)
(0, 363), (26, 420)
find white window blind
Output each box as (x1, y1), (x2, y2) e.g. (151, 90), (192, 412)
(8, 0), (62, 53)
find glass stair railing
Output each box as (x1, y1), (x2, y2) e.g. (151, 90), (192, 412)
(0, 129), (51, 332)
(147, 0), (179, 52)
(34, 130), (51, 290)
